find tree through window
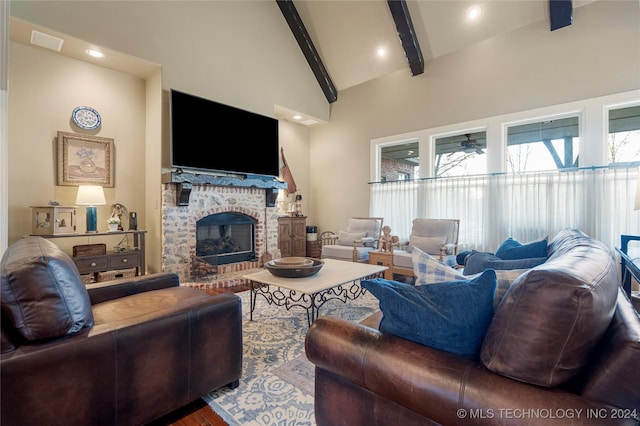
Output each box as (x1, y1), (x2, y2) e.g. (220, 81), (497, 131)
(506, 117), (579, 172)
(608, 105), (640, 165)
(434, 131), (487, 177)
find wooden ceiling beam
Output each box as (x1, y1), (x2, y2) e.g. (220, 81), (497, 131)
(276, 0), (338, 103)
(387, 0), (424, 76)
(549, 0), (573, 31)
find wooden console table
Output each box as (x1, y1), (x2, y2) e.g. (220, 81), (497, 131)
(33, 230), (147, 278)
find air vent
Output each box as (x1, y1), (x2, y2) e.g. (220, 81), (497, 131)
(30, 30), (64, 52)
(302, 119), (318, 126)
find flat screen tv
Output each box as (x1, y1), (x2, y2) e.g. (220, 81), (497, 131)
(170, 89), (280, 178)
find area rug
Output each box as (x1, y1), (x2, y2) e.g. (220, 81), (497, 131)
(203, 287), (380, 426)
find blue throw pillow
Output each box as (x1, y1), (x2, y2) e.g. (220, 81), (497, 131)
(361, 270), (497, 360)
(495, 237), (548, 260)
(463, 251), (546, 275)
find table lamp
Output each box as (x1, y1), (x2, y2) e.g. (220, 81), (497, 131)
(75, 185), (106, 233)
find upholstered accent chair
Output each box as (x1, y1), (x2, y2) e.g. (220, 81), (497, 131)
(392, 218), (460, 277)
(320, 217), (384, 263)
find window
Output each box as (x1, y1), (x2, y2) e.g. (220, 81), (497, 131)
(506, 116), (579, 172)
(380, 141), (419, 181)
(434, 131), (486, 177)
(608, 105), (640, 165)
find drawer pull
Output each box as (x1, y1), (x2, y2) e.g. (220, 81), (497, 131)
(122, 259), (128, 263)
(90, 262), (97, 267)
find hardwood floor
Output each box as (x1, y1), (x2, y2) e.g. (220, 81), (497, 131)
(148, 284), (250, 426)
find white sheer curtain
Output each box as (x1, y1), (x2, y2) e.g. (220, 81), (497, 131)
(371, 166), (640, 251)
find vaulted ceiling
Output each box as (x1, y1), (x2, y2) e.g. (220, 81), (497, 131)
(283, 0), (591, 102)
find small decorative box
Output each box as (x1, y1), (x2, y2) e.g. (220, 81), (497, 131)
(31, 206), (77, 235)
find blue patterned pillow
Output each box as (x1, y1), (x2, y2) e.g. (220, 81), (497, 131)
(495, 237), (548, 260)
(464, 251), (546, 276)
(361, 270), (497, 359)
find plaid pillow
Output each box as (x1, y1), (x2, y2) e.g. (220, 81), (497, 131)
(412, 247), (464, 284)
(412, 247), (528, 308)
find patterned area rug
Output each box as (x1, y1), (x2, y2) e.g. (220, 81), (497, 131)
(203, 287), (380, 425)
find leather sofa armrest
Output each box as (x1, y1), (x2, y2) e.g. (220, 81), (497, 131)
(306, 316), (626, 425)
(86, 272), (180, 304)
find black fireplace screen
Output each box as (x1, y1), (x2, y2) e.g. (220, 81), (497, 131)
(196, 212), (256, 265)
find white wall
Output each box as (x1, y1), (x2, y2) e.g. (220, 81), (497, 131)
(309, 0), (640, 234)
(7, 42), (150, 253)
(8, 0), (330, 123)
(1, 1), (8, 256)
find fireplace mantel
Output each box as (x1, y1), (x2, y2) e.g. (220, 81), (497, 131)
(162, 171), (287, 188)
(162, 171), (287, 206)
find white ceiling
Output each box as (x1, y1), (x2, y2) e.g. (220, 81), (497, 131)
(9, 0), (598, 108)
(294, 0), (597, 92)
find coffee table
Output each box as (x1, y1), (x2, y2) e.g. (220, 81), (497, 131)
(242, 258), (386, 326)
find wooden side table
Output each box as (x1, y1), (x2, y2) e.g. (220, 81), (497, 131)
(368, 251), (393, 280)
(306, 240), (322, 259)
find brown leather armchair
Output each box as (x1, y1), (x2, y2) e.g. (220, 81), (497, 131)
(1, 236), (242, 425)
(306, 229), (640, 425)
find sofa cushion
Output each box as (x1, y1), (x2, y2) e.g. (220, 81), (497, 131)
(495, 236), (548, 260)
(463, 251), (546, 275)
(577, 289), (640, 409)
(361, 270), (497, 359)
(480, 241), (620, 387)
(337, 231), (367, 246)
(407, 235), (446, 255)
(546, 228), (595, 260)
(321, 244), (373, 262)
(412, 248), (527, 308)
(345, 218), (382, 248)
(1, 237), (94, 341)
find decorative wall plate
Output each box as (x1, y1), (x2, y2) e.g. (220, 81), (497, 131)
(72, 106), (102, 130)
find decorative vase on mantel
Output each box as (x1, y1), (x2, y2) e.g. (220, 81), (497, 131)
(108, 223), (119, 232)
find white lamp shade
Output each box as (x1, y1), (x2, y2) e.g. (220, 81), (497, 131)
(75, 185), (106, 206)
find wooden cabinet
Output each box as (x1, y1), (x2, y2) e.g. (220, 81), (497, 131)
(278, 216), (307, 258)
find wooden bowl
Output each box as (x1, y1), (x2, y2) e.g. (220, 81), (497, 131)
(265, 258), (324, 278)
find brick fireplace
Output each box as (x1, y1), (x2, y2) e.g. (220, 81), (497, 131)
(161, 172), (285, 288)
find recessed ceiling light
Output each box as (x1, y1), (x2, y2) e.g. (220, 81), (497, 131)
(467, 5), (481, 20)
(293, 114), (302, 120)
(377, 47), (386, 57)
(84, 48), (105, 58)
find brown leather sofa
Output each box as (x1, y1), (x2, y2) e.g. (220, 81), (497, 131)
(1, 236), (242, 425)
(306, 229), (640, 425)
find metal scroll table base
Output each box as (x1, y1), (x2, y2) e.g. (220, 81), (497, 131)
(248, 273), (382, 327)
(243, 259), (387, 326)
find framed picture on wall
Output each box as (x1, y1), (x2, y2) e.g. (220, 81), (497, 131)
(57, 131), (115, 187)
